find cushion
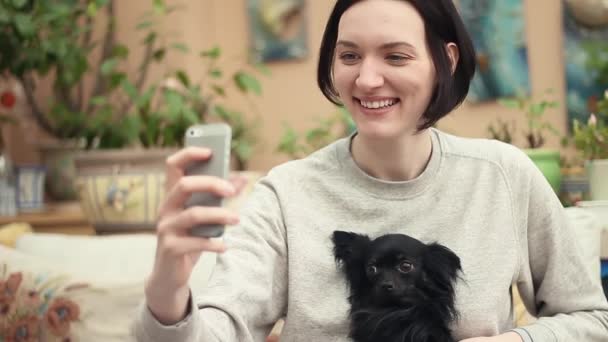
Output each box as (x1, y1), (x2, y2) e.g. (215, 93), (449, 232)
(15, 233), (217, 293)
(0, 222), (32, 248)
(0, 245), (143, 342)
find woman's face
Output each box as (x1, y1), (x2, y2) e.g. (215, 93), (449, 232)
(333, 0), (436, 140)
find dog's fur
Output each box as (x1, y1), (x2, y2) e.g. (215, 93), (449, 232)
(331, 231), (462, 342)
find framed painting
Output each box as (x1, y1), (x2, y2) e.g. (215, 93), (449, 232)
(247, 0), (307, 63)
(459, 0), (531, 103)
(563, 0), (608, 128)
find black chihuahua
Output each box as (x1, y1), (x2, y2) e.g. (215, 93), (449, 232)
(332, 231), (462, 342)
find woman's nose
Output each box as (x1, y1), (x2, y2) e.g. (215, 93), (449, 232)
(355, 59), (384, 91)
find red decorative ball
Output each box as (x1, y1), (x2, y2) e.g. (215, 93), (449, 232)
(0, 91), (16, 108)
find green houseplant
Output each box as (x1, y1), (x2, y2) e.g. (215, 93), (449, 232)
(276, 106), (355, 160)
(486, 118), (515, 144)
(1, 0), (264, 202)
(572, 91), (608, 200)
(0, 0), (263, 158)
(498, 89), (562, 193)
(1, 0), (265, 232)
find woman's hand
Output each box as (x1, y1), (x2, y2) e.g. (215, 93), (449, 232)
(144, 147), (247, 325)
(460, 332), (523, 342)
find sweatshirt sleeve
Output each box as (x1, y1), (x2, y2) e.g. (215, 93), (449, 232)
(507, 149), (608, 341)
(133, 175), (288, 342)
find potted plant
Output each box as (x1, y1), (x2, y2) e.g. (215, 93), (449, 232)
(486, 118), (515, 144)
(1, 0), (265, 232)
(572, 91), (608, 201)
(277, 106), (355, 160)
(0, 0), (264, 202)
(498, 90), (562, 193)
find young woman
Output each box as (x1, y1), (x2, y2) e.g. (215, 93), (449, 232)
(135, 1), (608, 341)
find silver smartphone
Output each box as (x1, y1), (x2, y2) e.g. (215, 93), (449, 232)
(183, 123), (232, 238)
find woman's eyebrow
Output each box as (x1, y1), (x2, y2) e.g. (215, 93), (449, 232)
(336, 40), (415, 50)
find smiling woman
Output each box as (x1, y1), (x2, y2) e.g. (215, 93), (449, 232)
(134, 1), (608, 341)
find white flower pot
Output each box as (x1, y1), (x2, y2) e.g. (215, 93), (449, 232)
(586, 159), (608, 201)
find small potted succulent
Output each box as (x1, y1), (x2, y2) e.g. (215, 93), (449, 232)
(498, 89), (562, 193)
(572, 90), (608, 201)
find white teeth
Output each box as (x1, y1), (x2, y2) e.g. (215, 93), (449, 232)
(360, 99), (396, 109)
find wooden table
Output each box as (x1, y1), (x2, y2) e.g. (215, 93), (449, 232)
(0, 202), (95, 235)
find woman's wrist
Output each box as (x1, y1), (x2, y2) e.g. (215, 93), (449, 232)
(144, 278), (192, 325)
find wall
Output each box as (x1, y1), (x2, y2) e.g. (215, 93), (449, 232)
(3, 0), (574, 172)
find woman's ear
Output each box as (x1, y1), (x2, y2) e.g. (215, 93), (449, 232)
(446, 42), (460, 75)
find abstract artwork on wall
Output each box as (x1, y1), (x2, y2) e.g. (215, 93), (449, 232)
(458, 0), (531, 103)
(247, 0), (307, 63)
(562, 0), (608, 128)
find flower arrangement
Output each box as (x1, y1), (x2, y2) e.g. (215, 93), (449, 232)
(0, 269), (84, 341)
(572, 90), (608, 160)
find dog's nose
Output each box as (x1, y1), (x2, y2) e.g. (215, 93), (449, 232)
(381, 282), (394, 291)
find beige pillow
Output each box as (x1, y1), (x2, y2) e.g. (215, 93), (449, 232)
(1, 245), (143, 342)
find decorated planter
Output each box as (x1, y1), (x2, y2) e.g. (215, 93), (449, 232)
(38, 139), (86, 201)
(524, 149), (562, 194)
(73, 149), (177, 234)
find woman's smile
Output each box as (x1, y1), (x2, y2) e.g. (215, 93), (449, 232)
(353, 96), (401, 117)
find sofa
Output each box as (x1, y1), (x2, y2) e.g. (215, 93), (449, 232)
(0, 174), (605, 341)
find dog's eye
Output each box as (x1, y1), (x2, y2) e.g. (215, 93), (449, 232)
(398, 261), (414, 273)
(367, 265), (378, 275)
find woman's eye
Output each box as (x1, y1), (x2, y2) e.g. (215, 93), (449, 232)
(398, 261), (413, 273)
(386, 55), (409, 63)
(339, 53), (359, 63)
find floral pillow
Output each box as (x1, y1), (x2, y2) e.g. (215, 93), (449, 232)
(1, 266), (83, 342)
(0, 246), (146, 342)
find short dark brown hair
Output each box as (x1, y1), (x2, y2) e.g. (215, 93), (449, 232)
(317, 0), (476, 130)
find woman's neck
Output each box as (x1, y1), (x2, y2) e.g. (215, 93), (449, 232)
(350, 129), (433, 182)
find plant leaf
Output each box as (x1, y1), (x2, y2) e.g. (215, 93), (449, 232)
(152, 48), (166, 61)
(136, 20), (154, 30)
(100, 59), (118, 75)
(121, 80), (138, 99)
(112, 44), (129, 59)
(14, 14), (35, 36)
(109, 72), (127, 88)
(200, 46), (221, 59)
(214, 105), (230, 120)
(175, 70), (190, 87)
(498, 98), (521, 110)
(209, 69), (222, 79)
(234, 72), (262, 95)
(171, 42), (190, 53)
(87, 2), (98, 16)
(11, 0), (28, 9)
(144, 32), (157, 45)
(212, 85), (226, 97)
(153, 0), (166, 14)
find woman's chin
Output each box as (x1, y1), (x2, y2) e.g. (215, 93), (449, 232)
(355, 124), (401, 140)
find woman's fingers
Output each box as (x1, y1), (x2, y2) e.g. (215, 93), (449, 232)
(165, 147), (212, 192)
(159, 234), (227, 255)
(229, 173), (250, 195)
(160, 175), (236, 215)
(157, 206), (240, 235)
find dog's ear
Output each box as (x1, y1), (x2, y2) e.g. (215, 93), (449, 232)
(421, 243), (462, 292)
(331, 230), (371, 264)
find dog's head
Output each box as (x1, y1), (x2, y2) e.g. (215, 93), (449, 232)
(332, 231), (461, 309)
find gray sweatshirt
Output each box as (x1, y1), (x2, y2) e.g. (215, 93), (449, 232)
(134, 129), (608, 341)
